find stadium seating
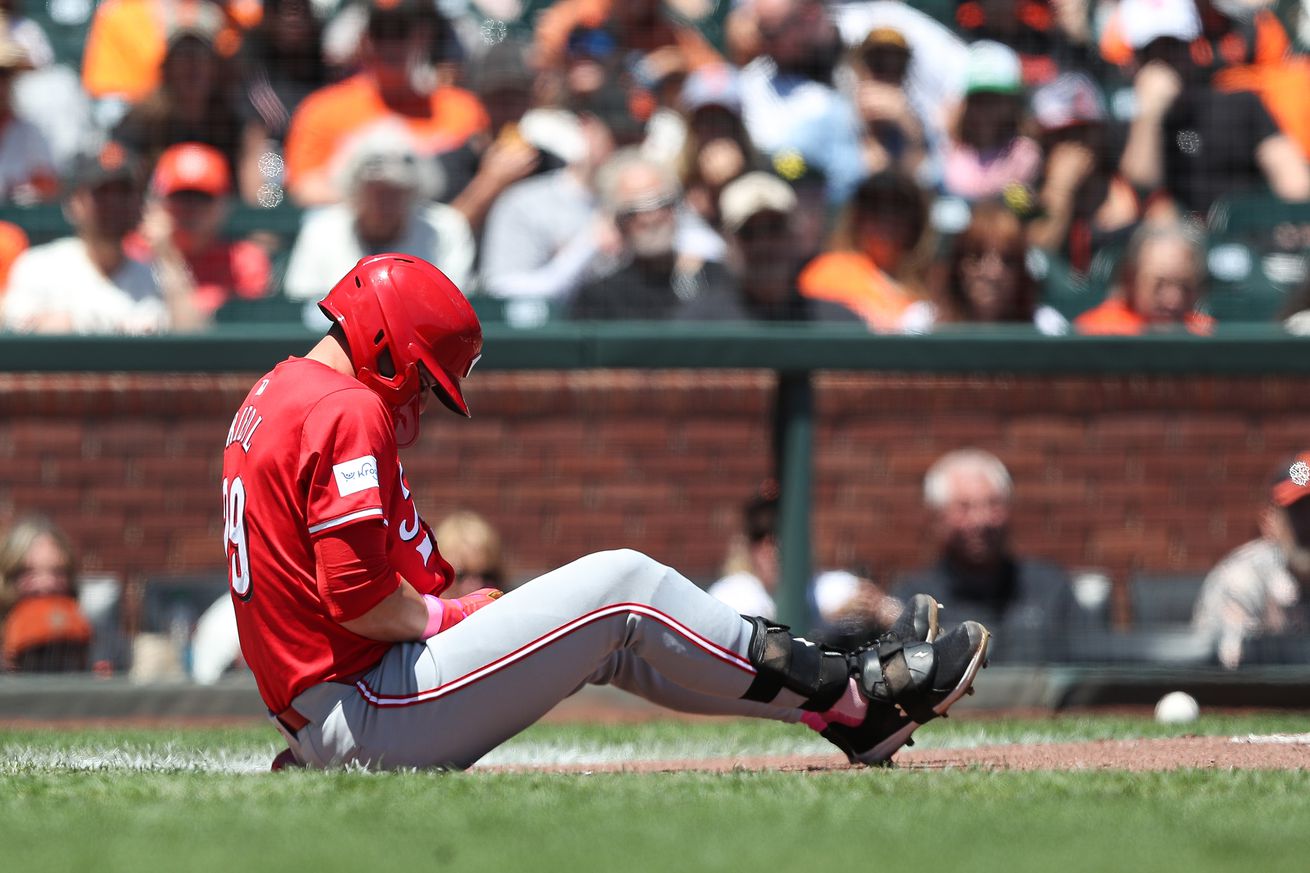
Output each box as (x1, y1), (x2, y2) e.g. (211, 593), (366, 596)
(1205, 193), (1310, 321)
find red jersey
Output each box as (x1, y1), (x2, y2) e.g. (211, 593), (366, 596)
(221, 357), (453, 713)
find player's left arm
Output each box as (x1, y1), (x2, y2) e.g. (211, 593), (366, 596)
(338, 581), (503, 642)
(319, 522), (500, 642)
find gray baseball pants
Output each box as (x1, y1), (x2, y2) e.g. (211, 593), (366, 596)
(273, 549), (805, 769)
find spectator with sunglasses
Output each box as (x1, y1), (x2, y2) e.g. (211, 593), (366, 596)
(902, 201), (1068, 334)
(434, 512), (506, 598)
(570, 149), (733, 320)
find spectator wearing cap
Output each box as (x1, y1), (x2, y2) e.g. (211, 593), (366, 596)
(848, 27), (927, 182)
(0, 18), (55, 204)
(1, 145), (201, 333)
(891, 449), (1077, 663)
(83, 0), (241, 104)
(438, 39), (558, 234)
(1074, 220), (1212, 334)
(124, 142), (271, 319)
(284, 128), (474, 304)
(679, 171), (856, 322)
(674, 64), (769, 230)
(903, 201), (1068, 335)
(1026, 72), (1146, 276)
(111, 3), (246, 184)
(0, 515), (92, 673)
(282, 0), (488, 206)
(943, 40), (1043, 202)
(796, 169), (930, 332)
(828, 3), (970, 180)
(1117, 0), (1309, 215)
(1193, 453), (1310, 668)
(570, 148), (735, 319)
(737, 0), (869, 205)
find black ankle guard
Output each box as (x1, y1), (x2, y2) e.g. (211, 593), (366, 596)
(740, 617), (851, 711)
(858, 639), (938, 722)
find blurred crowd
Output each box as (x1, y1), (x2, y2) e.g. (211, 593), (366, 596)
(0, 0), (1305, 333)
(3, 445), (1307, 677)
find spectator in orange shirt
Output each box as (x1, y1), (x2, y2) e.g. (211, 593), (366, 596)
(125, 142), (271, 320)
(0, 219), (27, 294)
(82, 0), (241, 104)
(0, 515), (92, 673)
(1075, 220), (1213, 334)
(797, 169), (930, 331)
(111, 4), (247, 185)
(282, 0), (488, 206)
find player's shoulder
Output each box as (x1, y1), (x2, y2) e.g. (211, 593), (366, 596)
(300, 370), (391, 433)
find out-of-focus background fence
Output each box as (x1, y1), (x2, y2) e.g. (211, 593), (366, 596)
(3, 327), (1310, 717)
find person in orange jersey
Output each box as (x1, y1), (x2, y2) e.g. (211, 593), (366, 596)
(1075, 221), (1213, 334)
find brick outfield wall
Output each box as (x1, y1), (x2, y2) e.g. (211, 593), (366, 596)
(0, 370), (1304, 622)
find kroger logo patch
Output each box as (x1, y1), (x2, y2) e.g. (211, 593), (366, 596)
(333, 455), (380, 497)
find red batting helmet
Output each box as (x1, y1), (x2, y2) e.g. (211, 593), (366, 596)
(319, 254), (482, 447)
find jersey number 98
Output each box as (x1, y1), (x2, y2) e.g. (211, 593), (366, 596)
(223, 476), (252, 600)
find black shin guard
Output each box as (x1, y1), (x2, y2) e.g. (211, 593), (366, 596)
(740, 617), (852, 712)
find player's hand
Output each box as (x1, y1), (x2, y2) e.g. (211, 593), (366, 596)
(454, 587), (503, 618)
(425, 588), (504, 636)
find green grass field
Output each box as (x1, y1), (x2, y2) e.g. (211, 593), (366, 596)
(4, 713), (1309, 873)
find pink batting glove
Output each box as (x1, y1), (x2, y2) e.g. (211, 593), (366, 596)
(422, 588), (503, 638)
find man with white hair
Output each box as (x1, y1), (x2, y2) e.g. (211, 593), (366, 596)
(569, 149), (734, 320)
(283, 127), (474, 306)
(891, 448), (1076, 662)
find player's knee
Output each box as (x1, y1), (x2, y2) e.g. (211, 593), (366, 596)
(592, 548), (666, 598)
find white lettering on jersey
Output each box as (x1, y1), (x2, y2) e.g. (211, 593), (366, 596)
(254, 379), (270, 396)
(395, 462), (432, 567)
(333, 455), (379, 496)
(399, 504), (420, 541)
(225, 405), (263, 453)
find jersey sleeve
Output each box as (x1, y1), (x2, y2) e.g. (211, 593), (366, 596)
(301, 388), (395, 537)
(314, 520), (400, 622)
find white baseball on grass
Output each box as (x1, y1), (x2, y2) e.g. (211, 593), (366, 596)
(1154, 691), (1199, 724)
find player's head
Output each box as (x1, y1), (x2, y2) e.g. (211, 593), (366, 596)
(319, 254), (482, 448)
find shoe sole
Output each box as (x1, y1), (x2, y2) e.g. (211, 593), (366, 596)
(854, 625), (991, 765)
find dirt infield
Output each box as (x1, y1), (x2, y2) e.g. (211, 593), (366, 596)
(488, 735), (1310, 774)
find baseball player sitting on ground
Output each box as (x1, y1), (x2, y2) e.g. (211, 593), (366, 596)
(221, 253), (991, 770)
